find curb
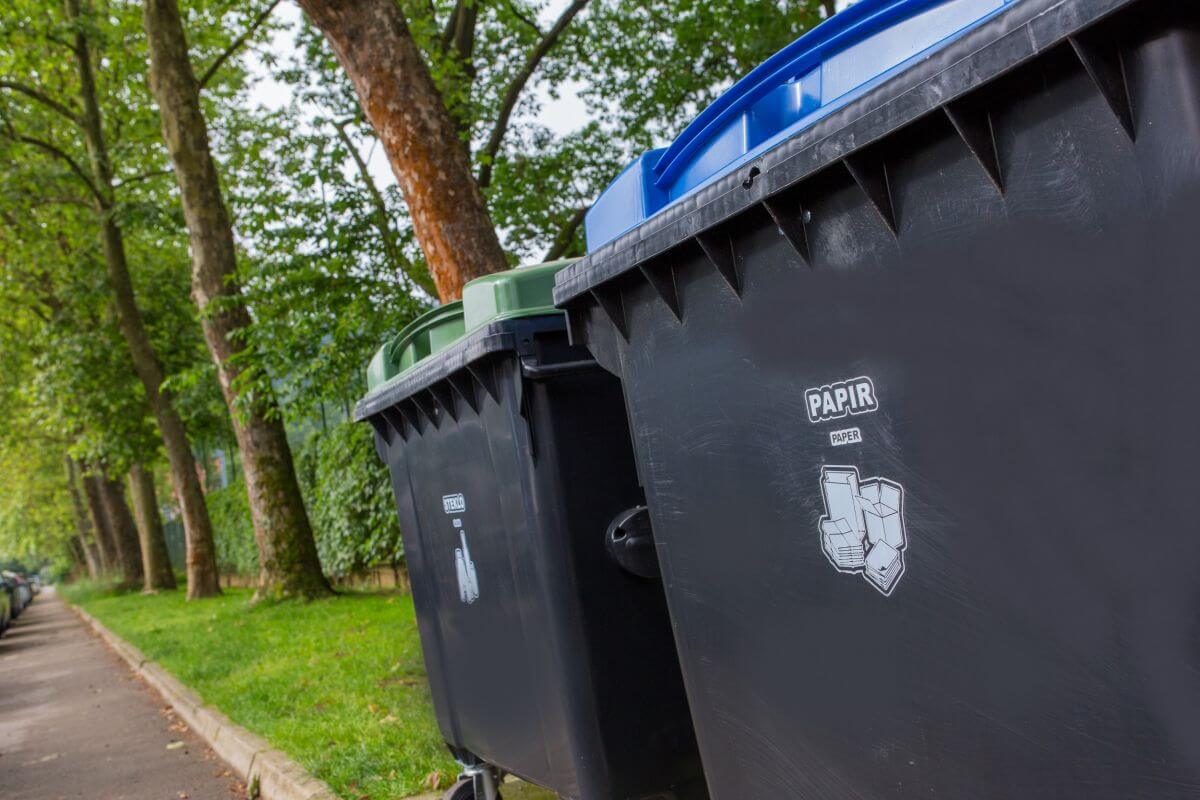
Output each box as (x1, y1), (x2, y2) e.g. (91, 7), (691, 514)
(69, 604), (402, 800)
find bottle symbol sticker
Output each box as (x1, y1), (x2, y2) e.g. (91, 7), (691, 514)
(818, 466), (907, 596)
(455, 531), (479, 604)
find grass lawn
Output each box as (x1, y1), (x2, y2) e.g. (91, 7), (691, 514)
(61, 583), (553, 800)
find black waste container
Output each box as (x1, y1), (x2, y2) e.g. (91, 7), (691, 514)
(555, 0), (1200, 798)
(356, 261), (707, 800)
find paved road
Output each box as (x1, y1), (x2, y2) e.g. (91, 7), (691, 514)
(0, 591), (243, 800)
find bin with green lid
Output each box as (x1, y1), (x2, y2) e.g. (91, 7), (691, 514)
(355, 260), (707, 800)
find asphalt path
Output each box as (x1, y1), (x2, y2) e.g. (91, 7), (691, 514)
(0, 590), (243, 800)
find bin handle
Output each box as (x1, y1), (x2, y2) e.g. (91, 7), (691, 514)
(519, 358), (598, 379)
(606, 506), (660, 579)
(652, 0), (1007, 191)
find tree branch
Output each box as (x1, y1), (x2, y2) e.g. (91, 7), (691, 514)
(478, 0), (591, 189)
(504, 0), (542, 36)
(332, 121), (437, 297)
(197, 0), (283, 90)
(114, 169), (173, 189)
(440, 0), (466, 53)
(0, 124), (104, 205)
(451, 2), (479, 68)
(0, 79), (81, 125)
(31, 195), (95, 210)
(543, 205), (588, 261)
(45, 34), (81, 57)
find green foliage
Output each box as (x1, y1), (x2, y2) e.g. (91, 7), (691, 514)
(205, 419), (398, 582)
(0, 0), (231, 569)
(297, 421), (402, 579)
(208, 420), (401, 579)
(575, 0), (829, 145)
(207, 483), (259, 575)
(2, 0), (840, 577)
(270, 0), (833, 264)
(219, 103), (429, 421)
(0, 443), (77, 574)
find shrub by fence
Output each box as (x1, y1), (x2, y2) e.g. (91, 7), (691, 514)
(165, 420), (403, 583)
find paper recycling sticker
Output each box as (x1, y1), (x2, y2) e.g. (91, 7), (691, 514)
(818, 465), (908, 596)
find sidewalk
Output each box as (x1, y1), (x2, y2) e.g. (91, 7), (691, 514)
(0, 591), (243, 800)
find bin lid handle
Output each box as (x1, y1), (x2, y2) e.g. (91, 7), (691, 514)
(652, 0), (1003, 191)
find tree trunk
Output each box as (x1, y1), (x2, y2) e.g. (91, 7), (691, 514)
(295, 0), (508, 302)
(65, 456), (100, 579)
(98, 470), (145, 588)
(78, 535), (101, 579)
(67, 536), (91, 580)
(143, 0), (331, 601)
(65, 0), (221, 598)
(128, 464), (178, 591)
(82, 469), (117, 574)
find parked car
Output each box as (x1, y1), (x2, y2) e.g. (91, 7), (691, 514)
(0, 576), (12, 636)
(29, 574), (41, 596)
(2, 572), (31, 618)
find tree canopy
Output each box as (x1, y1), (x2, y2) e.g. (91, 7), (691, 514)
(0, 0), (834, 578)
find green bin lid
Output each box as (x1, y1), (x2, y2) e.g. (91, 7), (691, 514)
(366, 259), (576, 392)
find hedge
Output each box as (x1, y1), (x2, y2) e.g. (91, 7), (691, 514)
(205, 420), (402, 579)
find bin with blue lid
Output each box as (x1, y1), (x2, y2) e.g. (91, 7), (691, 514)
(356, 261), (707, 800)
(556, 0), (1200, 797)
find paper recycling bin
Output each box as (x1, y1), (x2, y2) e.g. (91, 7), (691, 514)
(554, 0), (1200, 797)
(355, 261), (707, 800)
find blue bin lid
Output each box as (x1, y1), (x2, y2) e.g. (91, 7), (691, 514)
(585, 0), (1016, 252)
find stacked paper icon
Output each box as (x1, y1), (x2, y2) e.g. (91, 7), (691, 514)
(818, 466), (907, 595)
(864, 541), (903, 591)
(821, 517), (866, 569)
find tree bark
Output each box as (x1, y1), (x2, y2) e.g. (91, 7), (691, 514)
(65, 456), (101, 579)
(78, 535), (101, 579)
(67, 536), (90, 580)
(65, 0), (221, 598)
(128, 464), (178, 591)
(143, 0), (331, 601)
(295, 0), (508, 302)
(98, 470), (146, 588)
(82, 469), (117, 574)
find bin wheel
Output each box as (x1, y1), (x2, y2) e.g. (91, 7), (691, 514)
(441, 778), (502, 800)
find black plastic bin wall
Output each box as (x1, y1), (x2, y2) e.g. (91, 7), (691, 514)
(356, 290), (707, 799)
(554, 1), (1200, 798)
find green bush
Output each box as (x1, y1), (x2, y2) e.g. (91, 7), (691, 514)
(206, 421), (400, 579)
(298, 421), (403, 578)
(207, 482), (259, 575)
